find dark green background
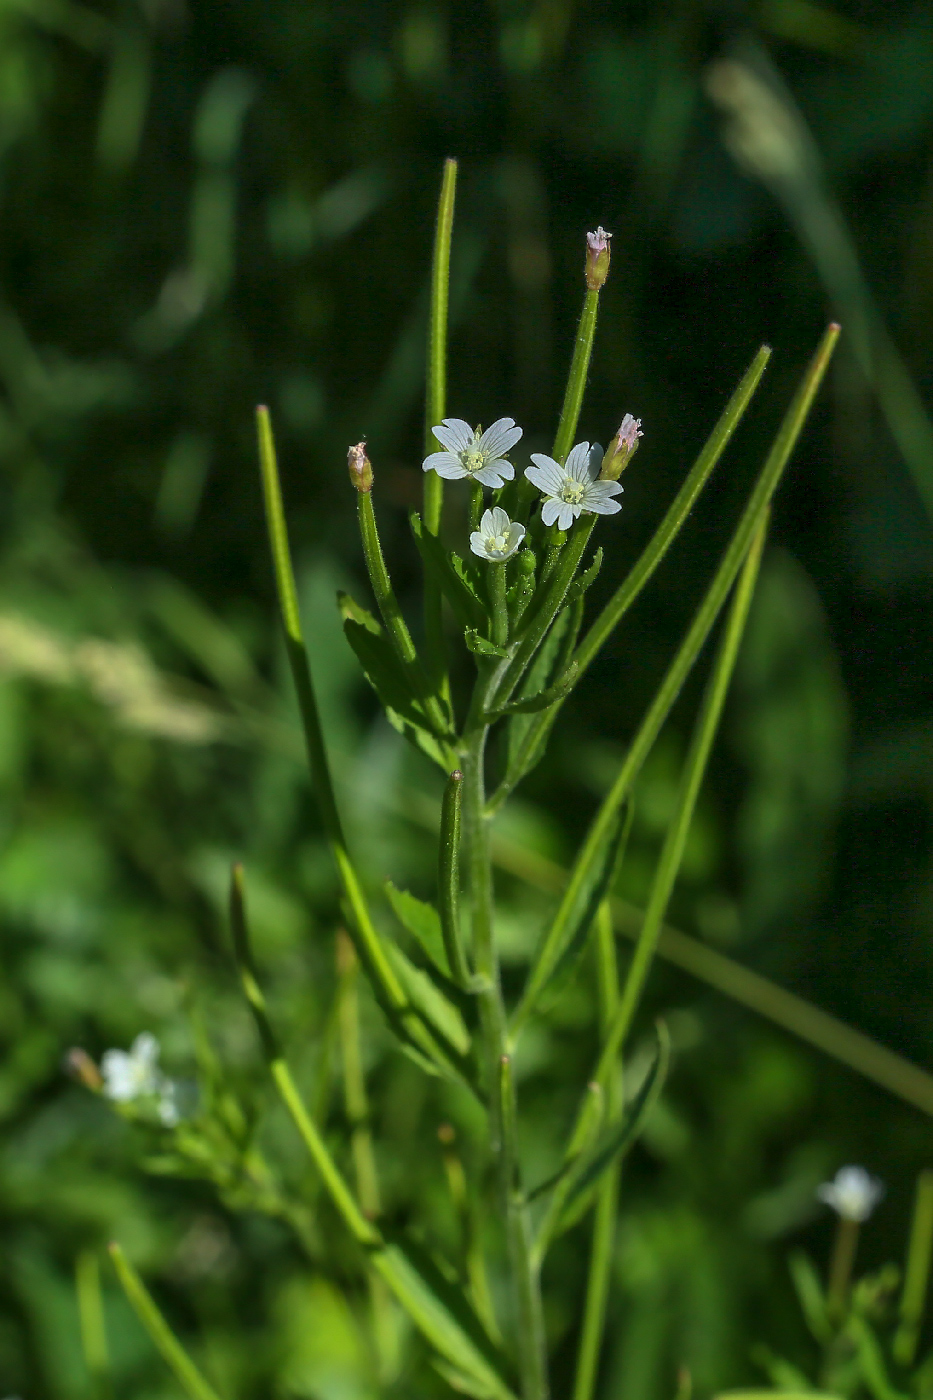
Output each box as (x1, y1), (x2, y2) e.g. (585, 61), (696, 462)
(2, 1), (932, 1397)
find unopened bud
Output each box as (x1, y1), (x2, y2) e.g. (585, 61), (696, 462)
(585, 226), (612, 290)
(600, 414), (643, 480)
(347, 440), (373, 493)
(64, 1046), (103, 1090)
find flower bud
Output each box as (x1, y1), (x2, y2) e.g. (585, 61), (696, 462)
(600, 414), (643, 481)
(64, 1046), (103, 1090)
(585, 226), (612, 291)
(347, 440), (373, 493)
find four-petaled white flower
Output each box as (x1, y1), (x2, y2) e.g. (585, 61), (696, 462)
(423, 418), (522, 489)
(470, 507), (526, 562)
(101, 1032), (162, 1103)
(817, 1166), (884, 1222)
(524, 441), (623, 531)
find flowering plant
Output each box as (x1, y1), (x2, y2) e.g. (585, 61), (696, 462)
(77, 160), (840, 1400)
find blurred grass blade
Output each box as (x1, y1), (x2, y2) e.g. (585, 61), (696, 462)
(108, 1243), (225, 1400)
(493, 343), (772, 808)
(524, 327), (836, 1047)
(597, 512), (768, 1078)
(76, 1250), (110, 1399)
(894, 1169), (933, 1365)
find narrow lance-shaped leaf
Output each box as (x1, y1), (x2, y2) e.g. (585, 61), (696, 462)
(231, 866), (517, 1399)
(595, 509), (770, 1082)
(108, 1243), (225, 1400)
(514, 326), (838, 1041)
(490, 343), (773, 811)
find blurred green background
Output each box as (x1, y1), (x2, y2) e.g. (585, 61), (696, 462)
(2, 0), (933, 1397)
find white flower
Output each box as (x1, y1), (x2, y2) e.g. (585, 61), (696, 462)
(524, 441), (623, 530)
(101, 1032), (162, 1103)
(470, 507), (526, 562)
(423, 417), (522, 489)
(817, 1166), (884, 1222)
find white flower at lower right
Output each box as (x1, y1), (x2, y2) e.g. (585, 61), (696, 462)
(524, 441), (622, 530)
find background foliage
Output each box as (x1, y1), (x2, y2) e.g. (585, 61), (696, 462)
(1, 1), (932, 1397)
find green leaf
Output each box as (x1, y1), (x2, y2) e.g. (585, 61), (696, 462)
(464, 628), (509, 659)
(339, 591), (457, 770)
(372, 1236), (518, 1400)
(411, 512), (486, 631)
(789, 1250), (831, 1344)
(505, 598), (582, 776)
(565, 546), (603, 606)
(511, 798), (633, 1037)
(386, 942), (472, 1058)
(542, 1023), (669, 1251)
(432, 1359), (503, 1398)
(385, 881), (449, 976)
(485, 662), (579, 723)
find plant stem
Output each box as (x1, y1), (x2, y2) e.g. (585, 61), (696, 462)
(462, 691), (549, 1400)
(424, 158), (457, 692)
(357, 487), (451, 736)
(336, 930), (398, 1381)
(108, 1244), (224, 1400)
(827, 1216), (859, 1322)
(76, 1249), (111, 1400)
(439, 769), (470, 985)
(489, 562), (509, 649)
(894, 1169), (933, 1365)
(596, 512), (767, 1083)
(572, 902), (620, 1400)
(553, 288), (599, 466)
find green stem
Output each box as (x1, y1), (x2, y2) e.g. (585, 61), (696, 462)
(553, 288), (600, 465)
(894, 1169), (933, 1365)
(596, 512), (767, 1084)
(108, 1244), (224, 1400)
(357, 488), (450, 735)
(827, 1216), (859, 1322)
(76, 1250), (111, 1400)
(255, 409), (415, 1029)
(439, 769), (470, 985)
(489, 562), (509, 649)
(572, 903), (620, 1400)
(518, 326), (838, 1021)
(489, 344), (772, 811)
(336, 931), (399, 1381)
(462, 692), (549, 1400)
(424, 158), (457, 692)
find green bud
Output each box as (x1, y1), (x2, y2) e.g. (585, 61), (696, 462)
(347, 440), (373, 493)
(600, 414), (643, 481)
(584, 226), (611, 291)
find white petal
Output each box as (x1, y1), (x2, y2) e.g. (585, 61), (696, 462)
(430, 456), (469, 480)
(479, 417), (522, 459)
(469, 531), (488, 558)
(432, 419), (474, 453)
(476, 463), (511, 488)
(540, 497), (562, 527)
(526, 455), (565, 495)
(489, 506), (511, 535)
(479, 508), (496, 536)
(563, 441), (593, 483)
(101, 1050), (134, 1100)
(132, 1033), (160, 1066)
(505, 523), (526, 552)
(423, 451), (459, 475)
(587, 444), (603, 479)
(583, 494), (622, 516)
(558, 503), (578, 531)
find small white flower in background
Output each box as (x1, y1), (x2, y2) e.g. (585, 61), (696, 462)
(470, 507), (526, 562)
(423, 417), (522, 489)
(525, 440), (623, 531)
(817, 1165), (885, 1222)
(157, 1080), (181, 1127)
(101, 1032), (162, 1103)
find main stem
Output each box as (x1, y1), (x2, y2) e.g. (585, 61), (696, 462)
(463, 694), (549, 1400)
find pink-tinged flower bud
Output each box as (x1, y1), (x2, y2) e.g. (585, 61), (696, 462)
(600, 414), (643, 480)
(347, 440), (373, 493)
(585, 226), (612, 290)
(64, 1046), (103, 1090)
